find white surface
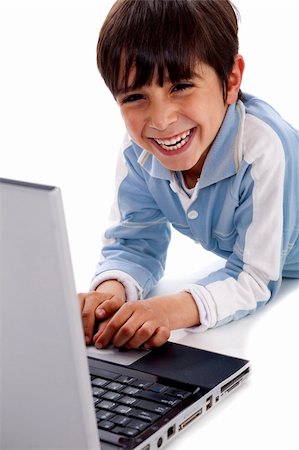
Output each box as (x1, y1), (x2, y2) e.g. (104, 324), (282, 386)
(167, 276), (299, 450)
(1, 1), (299, 449)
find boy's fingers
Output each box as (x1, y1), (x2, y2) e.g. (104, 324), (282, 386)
(77, 293), (85, 312)
(143, 326), (170, 349)
(81, 308), (95, 345)
(77, 290), (124, 346)
(123, 320), (156, 349)
(94, 306), (133, 348)
(93, 319), (110, 344)
(78, 293), (92, 344)
(81, 293), (106, 343)
(95, 296), (125, 320)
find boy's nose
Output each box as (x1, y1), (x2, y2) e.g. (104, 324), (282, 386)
(147, 101), (177, 131)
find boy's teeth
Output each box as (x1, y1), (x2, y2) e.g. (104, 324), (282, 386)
(154, 129), (191, 150)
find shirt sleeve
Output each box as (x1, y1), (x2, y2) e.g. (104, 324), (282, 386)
(182, 115), (287, 331)
(91, 142), (171, 299)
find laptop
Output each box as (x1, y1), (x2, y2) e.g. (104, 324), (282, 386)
(0, 178), (250, 450)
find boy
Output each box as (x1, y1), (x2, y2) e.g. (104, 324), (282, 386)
(79, 0), (299, 350)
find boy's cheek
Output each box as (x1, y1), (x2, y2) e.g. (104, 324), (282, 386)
(120, 112), (143, 139)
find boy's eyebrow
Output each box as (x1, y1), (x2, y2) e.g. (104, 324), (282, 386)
(115, 71), (204, 97)
(115, 86), (133, 96)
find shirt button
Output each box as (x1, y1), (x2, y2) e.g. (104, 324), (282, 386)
(187, 210), (198, 219)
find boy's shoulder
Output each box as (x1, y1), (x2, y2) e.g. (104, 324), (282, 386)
(242, 93), (298, 140)
(240, 93), (298, 168)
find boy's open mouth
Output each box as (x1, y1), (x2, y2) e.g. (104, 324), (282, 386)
(152, 128), (194, 151)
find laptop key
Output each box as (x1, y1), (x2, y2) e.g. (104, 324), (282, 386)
(118, 395), (138, 406)
(102, 391), (122, 402)
(165, 387), (192, 399)
(112, 426), (139, 437)
(116, 375), (136, 384)
(98, 420), (115, 431)
(106, 382), (125, 392)
(131, 379), (153, 389)
(135, 399), (170, 415)
(93, 397), (100, 407)
(148, 383), (168, 393)
(127, 419), (148, 432)
(92, 387), (105, 397)
(122, 386), (140, 396)
(92, 377), (109, 387)
(113, 405), (132, 415)
(110, 415), (131, 426)
(97, 400), (116, 410)
(130, 409), (161, 423)
(137, 390), (181, 407)
(96, 410), (115, 421)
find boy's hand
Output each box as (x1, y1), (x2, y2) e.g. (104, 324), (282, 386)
(93, 292), (200, 350)
(93, 298), (171, 350)
(78, 280), (126, 345)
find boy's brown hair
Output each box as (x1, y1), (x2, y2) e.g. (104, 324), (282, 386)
(97, 0), (241, 101)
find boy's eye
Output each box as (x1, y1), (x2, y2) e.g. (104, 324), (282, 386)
(122, 93), (144, 103)
(172, 83), (193, 93)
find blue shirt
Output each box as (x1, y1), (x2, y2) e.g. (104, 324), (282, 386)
(91, 93), (299, 330)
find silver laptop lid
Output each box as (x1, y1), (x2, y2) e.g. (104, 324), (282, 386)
(0, 178), (100, 450)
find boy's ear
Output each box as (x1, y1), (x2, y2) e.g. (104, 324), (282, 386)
(226, 55), (245, 105)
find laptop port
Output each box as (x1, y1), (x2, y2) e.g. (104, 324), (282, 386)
(221, 367), (250, 396)
(157, 437), (163, 448)
(206, 395), (213, 410)
(179, 408), (203, 431)
(167, 424), (176, 438)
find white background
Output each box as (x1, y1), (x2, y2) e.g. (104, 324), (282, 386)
(1, 2), (299, 450)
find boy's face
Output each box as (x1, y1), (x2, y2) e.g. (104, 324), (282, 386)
(115, 62), (235, 180)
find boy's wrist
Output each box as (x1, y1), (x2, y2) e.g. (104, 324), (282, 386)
(149, 292), (201, 330)
(96, 279), (126, 301)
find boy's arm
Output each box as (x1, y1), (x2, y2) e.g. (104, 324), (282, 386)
(91, 141), (172, 301)
(81, 140), (172, 345)
(181, 115), (295, 332)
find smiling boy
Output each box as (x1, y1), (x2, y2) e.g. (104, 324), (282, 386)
(79, 0), (299, 350)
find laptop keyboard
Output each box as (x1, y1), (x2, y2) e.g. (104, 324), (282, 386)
(90, 367), (193, 439)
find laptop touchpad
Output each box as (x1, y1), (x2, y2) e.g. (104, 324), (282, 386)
(86, 345), (150, 366)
